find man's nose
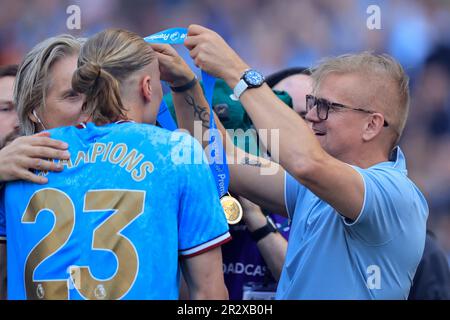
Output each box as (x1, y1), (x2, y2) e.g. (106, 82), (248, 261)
(305, 106), (321, 123)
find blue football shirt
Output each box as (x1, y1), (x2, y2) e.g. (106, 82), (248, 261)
(0, 122), (230, 300)
(277, 147), (428, 299)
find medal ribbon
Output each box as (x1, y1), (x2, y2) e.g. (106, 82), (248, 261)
(145, 28), (230, 198)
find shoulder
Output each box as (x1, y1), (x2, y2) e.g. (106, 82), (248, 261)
(353, 162), (428, 217)
(121, 123), (192, 141)
(105, 122), (181, 146)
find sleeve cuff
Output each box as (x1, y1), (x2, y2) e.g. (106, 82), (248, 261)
(284, 171), (292, 223)
(341, 165), (367, 227)
(180, 232), (231, 258)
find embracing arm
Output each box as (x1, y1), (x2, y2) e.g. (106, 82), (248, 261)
(0, 132), (70, 184)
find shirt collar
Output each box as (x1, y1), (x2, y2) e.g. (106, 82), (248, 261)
(75, 120), (134, 129)
(378, 146), (407, 174)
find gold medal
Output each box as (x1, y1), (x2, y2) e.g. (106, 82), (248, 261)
(220, 195), (243, 225)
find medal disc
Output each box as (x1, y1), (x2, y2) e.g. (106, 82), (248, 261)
(220, 195), (243, 225)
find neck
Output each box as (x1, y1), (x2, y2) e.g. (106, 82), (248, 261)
(122, 100), (144, 123)
(339, 146), (390, 169)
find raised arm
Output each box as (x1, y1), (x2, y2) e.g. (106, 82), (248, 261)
(184, 25), (365, 221)
(151, 43), (287, 215)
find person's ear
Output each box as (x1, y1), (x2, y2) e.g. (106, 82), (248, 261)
(362, 113), (385, 142)
(140, 75), (152, 103)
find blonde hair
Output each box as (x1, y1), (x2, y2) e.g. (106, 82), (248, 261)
(14, 35), (83, 136)
(72, 28), (157, 125)
(311, 52), (410, 146)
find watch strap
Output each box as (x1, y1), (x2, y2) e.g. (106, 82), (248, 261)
(250, 218), (278, 242)
(231, 79), (248, 101)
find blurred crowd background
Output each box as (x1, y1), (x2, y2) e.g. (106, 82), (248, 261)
(1, 0), (450, 263)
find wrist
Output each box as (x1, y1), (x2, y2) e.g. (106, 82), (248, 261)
(249, 215), (278, 243)
(244, 212), (268, 232)
(230, 68), (265, 101)
(224, 62), (249, 89)
(169, 71), (197, 88)
(170, 75), (198, 93)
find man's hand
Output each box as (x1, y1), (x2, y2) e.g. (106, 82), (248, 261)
(150, 43), (196, 87)
(239, 197), (269, 232)
(184, 24), (249, 88)
(0, 131), (70, 184)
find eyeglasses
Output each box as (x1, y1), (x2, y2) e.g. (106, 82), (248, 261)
(305, 94), (388, 127)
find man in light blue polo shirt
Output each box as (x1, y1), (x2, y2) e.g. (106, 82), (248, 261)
(169, 25), (428, 299)
(281, 147), (427, 299)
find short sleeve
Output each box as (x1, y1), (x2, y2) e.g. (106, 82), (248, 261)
(284, 171), (307, 221)
(343, 166), (428, 245)
(177, 136), (231, 257)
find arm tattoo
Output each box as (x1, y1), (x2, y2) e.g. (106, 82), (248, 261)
(185, 95), (210, 128)
(241, 156), (262, 167)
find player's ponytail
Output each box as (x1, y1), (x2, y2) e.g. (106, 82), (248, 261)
(72, 28), (156, 125)
(72, 61), (125, 125)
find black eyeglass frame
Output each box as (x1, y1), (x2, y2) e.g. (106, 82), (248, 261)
(305, 94), (389, 127)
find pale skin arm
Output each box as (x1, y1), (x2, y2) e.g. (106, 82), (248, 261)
(150, 43), (287, 215)
(240, 197), (287, 281)
(0, 132), (70, 184)
(184, 25), (365, 221)
(180, 247), (228, 300)
(0, 242), (6, 300)
(178, 274), (190, 300)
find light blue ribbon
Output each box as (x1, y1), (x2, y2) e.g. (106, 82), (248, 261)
(145, 28), (229, 198)
(144, 27), (187, 45)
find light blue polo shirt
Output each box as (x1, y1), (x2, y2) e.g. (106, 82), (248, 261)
(276, 147), (428, 300)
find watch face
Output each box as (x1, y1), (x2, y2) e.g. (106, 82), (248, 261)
(244, 70), (265, 87)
